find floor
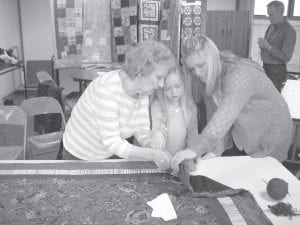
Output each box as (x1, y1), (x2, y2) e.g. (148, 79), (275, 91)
(2, 90), (300, 177)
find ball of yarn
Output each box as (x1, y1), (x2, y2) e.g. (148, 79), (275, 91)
(266, 178), (289, 201)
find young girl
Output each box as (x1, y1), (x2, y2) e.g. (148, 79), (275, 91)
(150, 66), (198, 156)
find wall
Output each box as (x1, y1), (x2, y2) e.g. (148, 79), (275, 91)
(20, 0), (54, 61)
(0, 0), (238, 99)
(251, 18), (300, 71)
(0, 0), (22, 105)
(207, 0), (236, 10)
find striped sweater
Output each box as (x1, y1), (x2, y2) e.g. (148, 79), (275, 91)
(63, 70), (152, 160)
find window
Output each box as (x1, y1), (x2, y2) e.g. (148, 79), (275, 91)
(254, 0), (289, 16)
(294, 0), (300, 16)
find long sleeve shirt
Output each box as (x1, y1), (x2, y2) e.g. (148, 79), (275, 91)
(63, 70), (151, 160)
(261, 18), (296, 64)
(189, 61), (293, 162)
(151, 99), (199, 155)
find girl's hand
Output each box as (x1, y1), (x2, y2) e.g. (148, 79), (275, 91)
(151, 149), (172, 170)
(171, 149), (197, 173)
(151, 131), (166, 149)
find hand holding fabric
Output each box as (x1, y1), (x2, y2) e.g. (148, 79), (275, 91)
(171, 149), (197, 173)
(151, 149), (172, 170)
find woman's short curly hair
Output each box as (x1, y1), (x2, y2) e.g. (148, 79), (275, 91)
(123, 40), (176, 78)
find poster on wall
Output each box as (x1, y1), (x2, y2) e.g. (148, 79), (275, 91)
(51, 0), (84, 68)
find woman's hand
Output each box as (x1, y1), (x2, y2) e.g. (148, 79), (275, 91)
(250, 148), (272, 158)
(171, 149), (197, 173)
(151, 149), (172, 170)
(201, 152), (216, 160)
(151, 131), (166, 149)
(181, 158), (198, 172)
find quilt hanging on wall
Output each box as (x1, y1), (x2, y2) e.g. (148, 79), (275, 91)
(159, 0), (181, 60)
(138, 0), (160, 42)
(111, 0), (138, 63)
(82, 0), (112, 66)
(51, 0), (84, 68)
(180, 0), (206, 41)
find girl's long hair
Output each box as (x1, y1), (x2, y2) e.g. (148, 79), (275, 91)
(155, 66), (197, 128)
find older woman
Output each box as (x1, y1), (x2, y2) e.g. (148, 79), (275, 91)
(171, 35), (293, 171)
(61, 40), (176, 169)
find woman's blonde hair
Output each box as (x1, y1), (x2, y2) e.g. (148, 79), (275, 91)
(123, 40), (176, 79)
(155, 66), (196, 128)
(181, 35), (221, 97)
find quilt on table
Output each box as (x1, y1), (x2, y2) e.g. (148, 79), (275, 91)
(0, 166), (272, 225)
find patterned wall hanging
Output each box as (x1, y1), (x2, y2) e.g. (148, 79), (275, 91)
(180, 0), (206, 41)
(111, 0), (138, 63)
(138, 0), (160, 42)
(82, 0), (112, 66)
(51, 0), (84, 67)
(159, 0), (181, 61)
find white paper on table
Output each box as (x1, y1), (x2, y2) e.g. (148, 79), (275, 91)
(147, 193), (177, 221)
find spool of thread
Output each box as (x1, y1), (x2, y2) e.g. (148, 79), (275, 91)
(266, 178), (289, 201)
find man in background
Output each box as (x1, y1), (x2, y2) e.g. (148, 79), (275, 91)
(258, 0), (296, 92)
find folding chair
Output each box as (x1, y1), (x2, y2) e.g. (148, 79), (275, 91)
(36, 71), (76, 113)
(0, 106), (26, 160)
(20, 97), (66, 159)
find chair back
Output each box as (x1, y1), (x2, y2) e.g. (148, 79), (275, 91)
(0, 106), (27, 159)
(36, 71), (57, 87)
(20, 97), (66, 132)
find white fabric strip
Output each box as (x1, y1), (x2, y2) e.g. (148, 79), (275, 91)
(218, 197), (247, 225)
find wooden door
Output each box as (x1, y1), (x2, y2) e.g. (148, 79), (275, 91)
(206, 11), (250, 58)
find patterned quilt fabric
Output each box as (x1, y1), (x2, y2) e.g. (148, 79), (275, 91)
(138, 0), (160, 42)
(52, 0), (84, 67)
(111, 0), (138, 63)
(0, 172), (272, 225)
(181, 0), (203, 40)
(81, 0), (112, 65)
(160, 0), (181, 60)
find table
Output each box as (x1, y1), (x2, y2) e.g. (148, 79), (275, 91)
(190, 156), (300, 225)
(70, 69), (100, 96)
(282, 80), (300, 163)
(70, 67), (120, 96)
(0, 157), (299, 224)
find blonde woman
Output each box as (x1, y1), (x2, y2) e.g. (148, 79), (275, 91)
(171, 35), (293, 172)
